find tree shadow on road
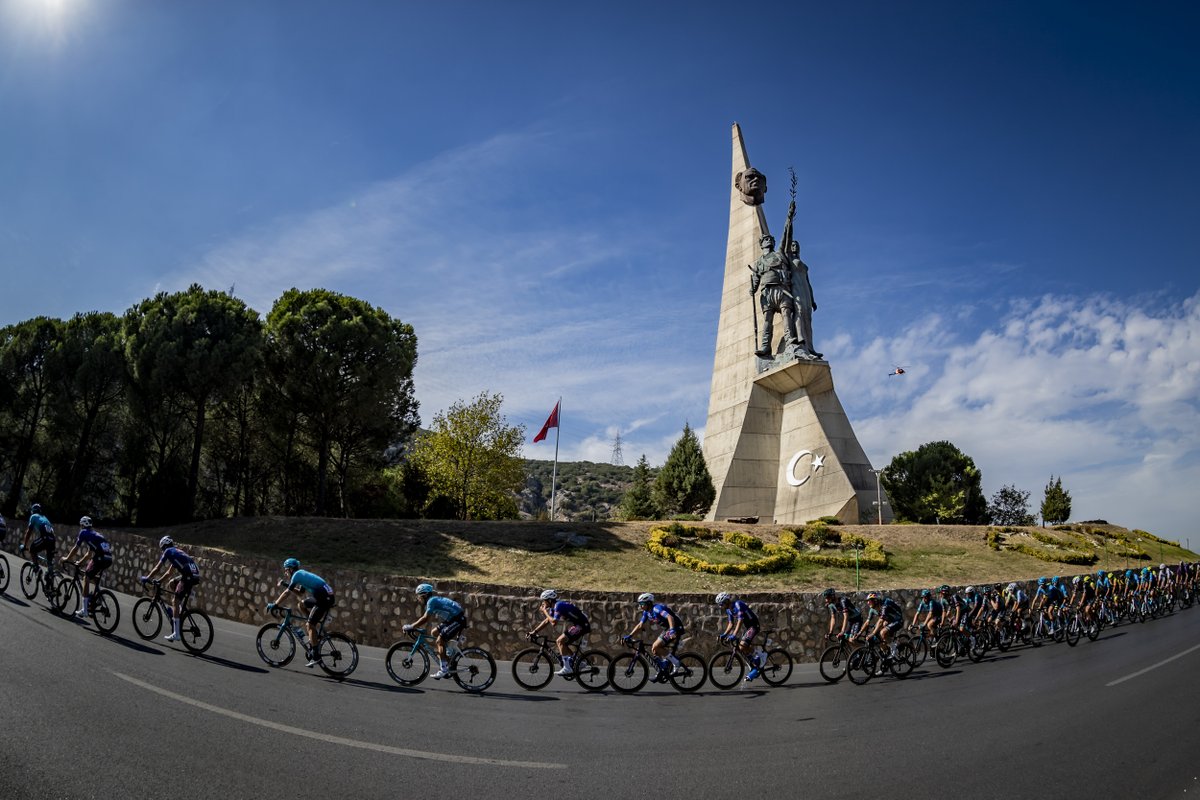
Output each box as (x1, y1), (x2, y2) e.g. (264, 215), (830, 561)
(189, 652), (270, 674)
(0, 594), (31, 608)
(92, 631), (164, 655)
(337, 676), (422, 694)
(463, 691), (560, 702)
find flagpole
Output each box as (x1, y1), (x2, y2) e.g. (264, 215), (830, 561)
(550, 397), (561, 521)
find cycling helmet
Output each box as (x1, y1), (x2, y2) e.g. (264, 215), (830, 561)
(539, 589), (558, 601)
(821, 588), (836, 599)
(714, 592), (732, 605)
(159, 536), (174, 550)
(964, 586), (976, 595)
(1096, 570), (1106, 577)
(637, 592), (655, 605)
(920, 589), (932, 599)
(865, 592), (880, 603)
(1037, 577), (1047, 586)
(1160, 563), (1167, 570)
(415, 583), (434, 595)
(1072, 575), (1082, 585)
(79, 516), (92, 528)
(1125, 569), (1134, 578)
(1007, 582), (1018, 592)
(938, 584), (951, 594)
(1053, 576), (1061, 583)
(31, 503), (41, 513)
(282, 557), (300, 570)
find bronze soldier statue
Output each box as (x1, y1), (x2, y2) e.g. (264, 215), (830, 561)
(748, 228), (798, 359)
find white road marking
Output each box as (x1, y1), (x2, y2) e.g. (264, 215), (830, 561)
(1106, 642), (1200, 687)
(111, 672), (565, 769)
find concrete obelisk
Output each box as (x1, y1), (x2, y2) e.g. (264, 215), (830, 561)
(702, 124), (891, 525)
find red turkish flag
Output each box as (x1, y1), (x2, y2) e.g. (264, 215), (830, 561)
(533, 401), (559, 443)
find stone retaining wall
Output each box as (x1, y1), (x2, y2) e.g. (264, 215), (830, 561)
(7, 530), (1046, 662)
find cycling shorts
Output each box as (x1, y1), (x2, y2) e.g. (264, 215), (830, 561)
(436, 612), (467, 642)
(884, 619), (904, 634)
(740, 626), (760, 644)
(32, 535), (56, 557)
(83, 555), (112, 578)
(658, 627), (684, 644)
(302, 587), (335, 625)
(175, 576), (200, 606)
(563, 623), (590, 644)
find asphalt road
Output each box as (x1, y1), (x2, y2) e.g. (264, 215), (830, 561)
(2, 550), (1198, 800)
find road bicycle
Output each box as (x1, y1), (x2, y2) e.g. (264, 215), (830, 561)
(385, 627), (496, 693)
(846, 634), (914, 684)
(707, 630), (792, 689)
(818, 633), (858, 683)
(1027, 607), (1065, 647)
(132, 578), (214, 654)
(607, 636), (707, 694)
(510, 633), (610, 692)
(256, 606), (359, 680)
(55, 561), (120, 634)
(0, 550), (8, 594)
(933, 625), (986, 668)
(19, 552), (66, 609)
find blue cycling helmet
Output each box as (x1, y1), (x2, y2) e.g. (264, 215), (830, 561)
(31, 503), (42, 514)
(415, 583), (434, 595)
(1096, 570), (1105, 577)
(920, 588), (932, 599)
(1037, 577), (1047, 586)
(283, 557), (300, 570)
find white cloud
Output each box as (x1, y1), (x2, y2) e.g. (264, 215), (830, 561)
(843, 291), (1200, 537)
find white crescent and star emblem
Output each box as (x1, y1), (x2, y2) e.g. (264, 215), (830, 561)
(786, 450), (826, 487)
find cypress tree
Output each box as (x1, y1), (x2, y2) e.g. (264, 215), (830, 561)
(652, 423), (715, 517)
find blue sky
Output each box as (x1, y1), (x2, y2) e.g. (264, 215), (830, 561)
(2, 1), (1198, 539)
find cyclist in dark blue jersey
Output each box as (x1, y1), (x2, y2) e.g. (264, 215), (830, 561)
(141, 536), (203, 642)
(529, 589), (591, 676)
(715, 592), (765, 681)
(268, 558), (335, 668)
(60, 516), (113, 621)
(822, 588), (862, 640)
(857, 592), (905, 653)
(626, 593), (686, 679)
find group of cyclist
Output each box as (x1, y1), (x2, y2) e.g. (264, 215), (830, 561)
(820, 561), (1198, 667)
(6, 503), (203, 637)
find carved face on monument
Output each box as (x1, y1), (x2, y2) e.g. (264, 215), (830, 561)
(760, 234), (776, 252)
(735, 167), (767, 205)
(789, 241), (800, 257)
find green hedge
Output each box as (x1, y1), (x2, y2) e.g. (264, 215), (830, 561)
(1007, 541), (1098, 565)
(645, 525), (796, 575)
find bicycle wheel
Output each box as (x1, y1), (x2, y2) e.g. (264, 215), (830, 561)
(180, 610), (214, 654)
(451, 646), (495, 693)
(91, 589), (120, 634)
(255, 623), (296, 667)
(847, 647), (875, 685)
(608, 653), (649, 694)
(511, 648), (556, 690)
(573, 650), (610, 692)
(908, 636), (929, 667)
(668, 652), (707, 693)
(316, 632), (359, 680)
(818, 644), (848, 683)
(759, 648), (794, 687)
(19, 563), (38, 599)
(1085, 618), (1100, 642)
(933, 633), (956, 668)
(889, 643), (915, 678)
(1065, 616), (1081, 647)
(385, 641), (429, 686)
(968, 633), (986, 663)
(131, 598), (163, 639)
(707, 650), (747, 689)
(0, 554), (8, 594)
(54, 578), (80, 616)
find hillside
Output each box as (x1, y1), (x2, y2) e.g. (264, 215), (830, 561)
(112, 517), (1197, 594)
(519, 459), (649, 520)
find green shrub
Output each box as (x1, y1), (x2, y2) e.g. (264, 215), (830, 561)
(778, 529), (800, 548)
(817, 515), (843, 526)
(645, 525), (794, 575)
(723, 531), (764, 551)
(802, 520), (841, 546)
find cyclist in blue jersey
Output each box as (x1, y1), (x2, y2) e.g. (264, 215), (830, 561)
(822, 588), (862, 640)
(404, 583), (467, 679)
(529, 589), (591, 676)
(1032, 577), (1064, 630)
(21, 503), (57, 585)
(715, 592), (764, 681)
(911, 588), (943, 636)
(60, 516), (113, 621)
(140, 536), (202, 641)
(856, 592), (905, 654)
(268, 558), (335, 668)
(626, 593), (686, 679)
(960, 586), (986, 631)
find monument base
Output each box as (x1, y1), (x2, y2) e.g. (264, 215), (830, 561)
(704, 359), (891, 526)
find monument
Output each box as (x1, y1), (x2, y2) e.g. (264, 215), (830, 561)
(702, 124), (892, 525)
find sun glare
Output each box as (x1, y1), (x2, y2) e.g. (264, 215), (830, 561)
(5, 0), (85, 46)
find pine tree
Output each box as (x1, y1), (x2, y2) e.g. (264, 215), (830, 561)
(988, 484), (1035, 526)
(617, 454), (657, 520)
(652, 423), (715, 517)
(1040, 475), (1072, 526)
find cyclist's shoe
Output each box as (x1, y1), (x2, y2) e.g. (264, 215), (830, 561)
(745, 667), (761, 682)
(432, 668), (450, 679)
(164, 632), (180, 642)
(671, 664), (687, 676)
(73, 609), (88, 620)
(556, 666), (573, 676)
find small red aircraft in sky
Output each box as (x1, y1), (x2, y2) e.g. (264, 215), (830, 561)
(888, 366), (909, 376)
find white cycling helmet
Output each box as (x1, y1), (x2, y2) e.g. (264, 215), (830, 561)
(1007, 582), (1017, 592)
(415, 583), (434, 595)
(636, 592), (655, 604)
(539, 589), (558, 601)
(79, 516), (92, 528)
(964, 585), (976, 594)
(1072, 575), (1082, 584)
(159, 536), (174, 550)
(714, 592), (732, 604)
